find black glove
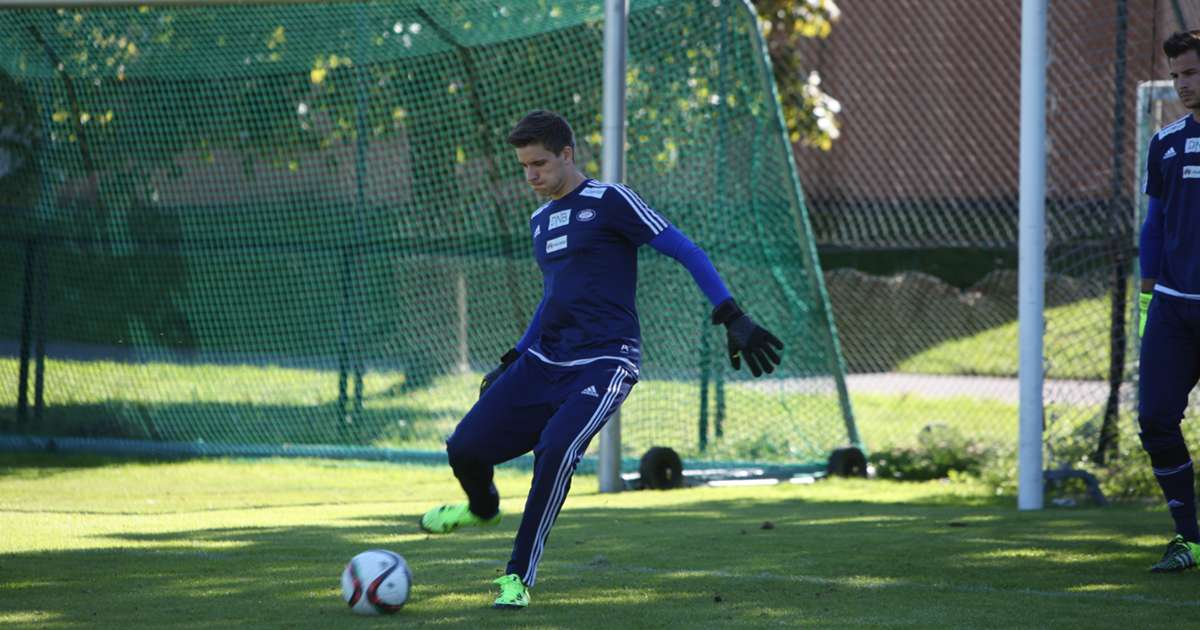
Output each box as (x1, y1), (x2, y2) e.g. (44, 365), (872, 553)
(712, 299), (783, 377)
(480, 348), (521, 398)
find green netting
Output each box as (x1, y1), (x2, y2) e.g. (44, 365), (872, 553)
(0, 0), (854, 471)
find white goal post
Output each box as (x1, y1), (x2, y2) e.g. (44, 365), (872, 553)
(1018, 0), (1048, 511)
(597, 0), (628, 494)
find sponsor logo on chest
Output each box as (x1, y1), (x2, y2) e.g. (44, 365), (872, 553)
(546, 234), (568, 253)
(549, 209), (571, 230)
(1187, 138), (1200, 154)
(1184, 165), (1200, 179)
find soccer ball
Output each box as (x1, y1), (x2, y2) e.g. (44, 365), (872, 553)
(341, 549), (412, 615)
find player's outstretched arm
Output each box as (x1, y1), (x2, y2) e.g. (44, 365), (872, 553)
(647, 226), (784, 376)
(648, 226), (732, 306)
(711, 299), (784, 377)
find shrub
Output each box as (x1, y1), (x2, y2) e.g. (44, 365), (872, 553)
(869, 423), (992, 481)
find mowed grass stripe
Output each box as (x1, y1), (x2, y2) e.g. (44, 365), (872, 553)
(0, 455), (1182, 629)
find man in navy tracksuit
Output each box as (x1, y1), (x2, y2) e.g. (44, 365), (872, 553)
(1137, 30), (1200, 573)
(418, 110), (784, 608)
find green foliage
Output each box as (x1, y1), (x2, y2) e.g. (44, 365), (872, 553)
(869, 423), (993, 481)
(0, 70), (38, 219)
(1040, 415), (1160, 501)
(970, 414), (1163, 501)
(752, 0), (842, 149)
(863, 414), (1163, 502)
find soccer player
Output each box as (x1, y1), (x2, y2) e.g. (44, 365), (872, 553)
(1138, 30), (1200, 573)
(418, 110), (784, 608)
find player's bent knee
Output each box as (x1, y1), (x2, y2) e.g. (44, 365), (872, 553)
(1138, 423), (1186, 455)
(446, 435), (485, 468)
(1138, 396), (1189, 430)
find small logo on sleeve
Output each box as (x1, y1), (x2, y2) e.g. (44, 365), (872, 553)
(546, 235), (568, 253)
(1164, 146), (1178, 160)
(581, 385), (599, 398)
(533, 224), (541, 238)
(549, 209), (571, 230)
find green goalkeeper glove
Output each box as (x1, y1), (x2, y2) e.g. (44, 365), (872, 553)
(1139, 292), (1153, 338)
(480, 349), (520, 398)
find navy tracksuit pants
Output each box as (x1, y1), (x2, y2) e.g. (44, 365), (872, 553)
(1138, 295), (1200, 454)
(445, 353), (636, 587)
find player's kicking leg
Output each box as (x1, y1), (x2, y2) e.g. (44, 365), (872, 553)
(492, 364), (637, 610)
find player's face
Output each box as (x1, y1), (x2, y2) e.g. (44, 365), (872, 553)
(516, 143), (574, 198)
(1169, 49), (1200, 112)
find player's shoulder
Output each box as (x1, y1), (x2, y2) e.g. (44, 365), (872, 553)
(1156, 115), (1191, 141)
(580, 180), (646, 208)
(530, 201), (552, 221)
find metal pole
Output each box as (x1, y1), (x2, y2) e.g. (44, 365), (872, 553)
(1018, 0), (1048, 511)
(351, 4), (369, 420)
(698, 308), (710, 452)
(597, 0), (628, 494)
(457, 271), (469, 373)
(33, 240), (47, 424)
(1095, 0), (1129, 465)
(338, 246), (351, 435)
(17, 238), (35, 427)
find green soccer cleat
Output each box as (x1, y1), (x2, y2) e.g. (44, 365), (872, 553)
(1150, 535), (1200, 573)
(418, 503), (501, 534)
(492, 574), (530, 609)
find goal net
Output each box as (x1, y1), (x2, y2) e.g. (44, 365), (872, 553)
(0, 0), (855, 472)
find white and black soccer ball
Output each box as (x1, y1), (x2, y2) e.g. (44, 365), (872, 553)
(340, 549), (412, 615)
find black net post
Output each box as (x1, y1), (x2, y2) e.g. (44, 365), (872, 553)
(16, 237), (34, 427)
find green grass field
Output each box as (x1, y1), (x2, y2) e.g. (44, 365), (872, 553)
(899, 295), (1114, 380)
(0, 355), (1054, 465)
(0, 454), (1188, 629)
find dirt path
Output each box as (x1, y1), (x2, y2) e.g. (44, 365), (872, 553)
(740, 373), (1116, 407)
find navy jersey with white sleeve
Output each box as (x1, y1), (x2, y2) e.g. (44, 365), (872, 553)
(1144, 114), (1200, 298)
(525, 179), (669, 375)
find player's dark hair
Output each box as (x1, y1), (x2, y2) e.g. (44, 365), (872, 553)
(507, 110), (575, 156)
(1164, 30), (1200, 59)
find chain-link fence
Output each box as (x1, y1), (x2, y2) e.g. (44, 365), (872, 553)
(790, 0), (1200, 465)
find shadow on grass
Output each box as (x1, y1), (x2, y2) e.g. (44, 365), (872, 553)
(0, 452), (134, 480)
(0, 486), (1189, 629)
(0, 400), (461, 453)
